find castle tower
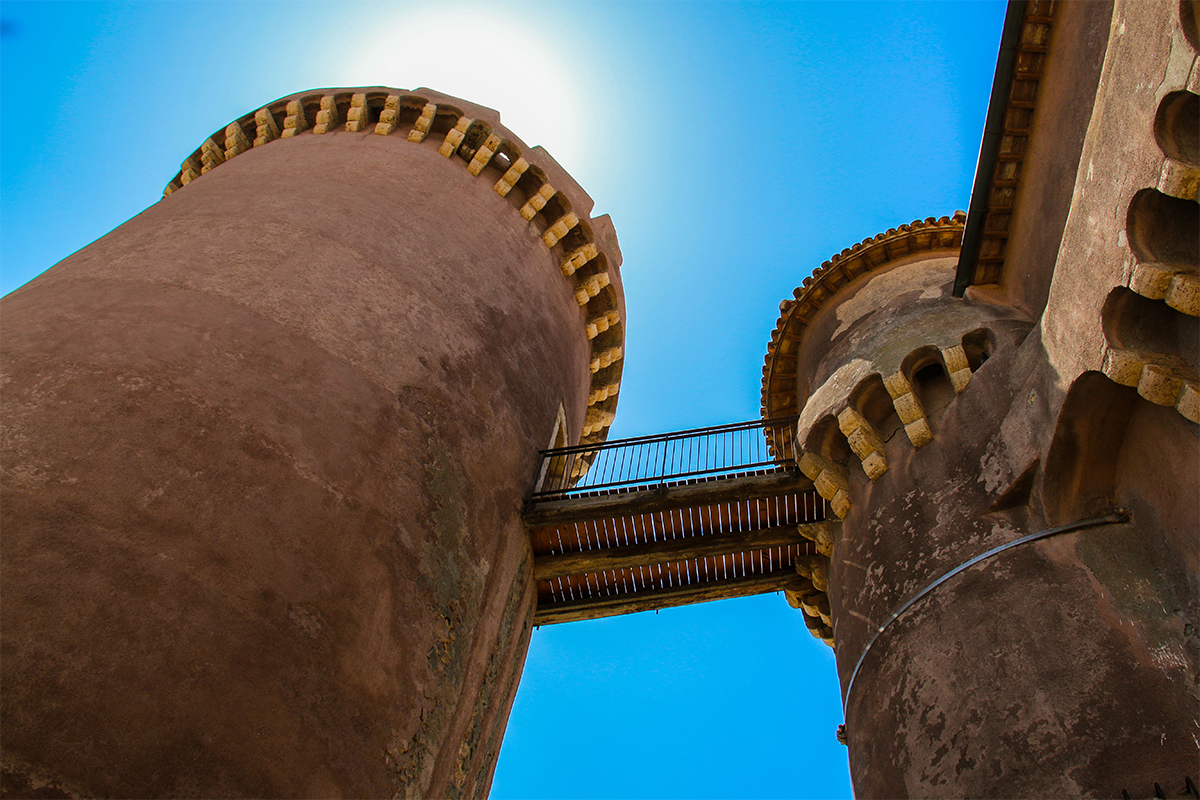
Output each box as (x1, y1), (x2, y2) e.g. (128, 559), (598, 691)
(764, 2), (1199, 796)
(0, 87), (623, 798)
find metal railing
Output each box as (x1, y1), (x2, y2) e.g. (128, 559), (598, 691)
(531, 416), (799, 500)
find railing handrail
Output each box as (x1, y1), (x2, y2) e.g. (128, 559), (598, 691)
(537, 415), (799, 458)
(530, 415), (800, 500)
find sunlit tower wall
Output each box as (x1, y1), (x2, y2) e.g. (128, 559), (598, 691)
(0, 87), (624, 798)
(763, 2), (1198, 796)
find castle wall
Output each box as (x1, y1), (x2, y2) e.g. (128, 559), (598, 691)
(765, 3), (1198, 793)
(0, 89), (619, 798)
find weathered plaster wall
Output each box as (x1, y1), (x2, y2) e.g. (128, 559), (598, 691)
(779, 2), (1200, 795)
(794, 253), (1029, 443)
(1, 88), (616, 798)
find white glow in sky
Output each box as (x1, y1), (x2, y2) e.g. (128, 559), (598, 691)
(342, 4), (593, 177)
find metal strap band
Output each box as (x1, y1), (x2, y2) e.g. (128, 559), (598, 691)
(842, 510), (1131, 707)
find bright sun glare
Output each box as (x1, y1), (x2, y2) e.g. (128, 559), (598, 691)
(340, 5), (592, 177)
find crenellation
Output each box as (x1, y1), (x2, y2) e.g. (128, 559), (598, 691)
(345, 93), (371, 132)
(493, 157), (529, 197)
(281, 99), (309, 138)
(374, 95), (402, 135)
(200, 138), (225, 173)
(406, 102), (436, 142)
(438, 116), (473, 157)
(585, 309), (620, 340)
(574, 272), (610, 307)
(223, 122), (252, 160)
(254, 107), (281, 147)
(519, 183), (557, 221)
(560, 243), (598, 277)
(589, 345), (623, 374)
(313, 95), (341, 134)
(542, 212), (579, 248)
(467, 133), (503, 176)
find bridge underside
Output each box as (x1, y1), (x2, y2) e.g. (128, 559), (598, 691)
(523, 469), (823, 625)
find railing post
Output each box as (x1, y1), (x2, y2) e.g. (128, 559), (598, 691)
(658, 438), (669, 488)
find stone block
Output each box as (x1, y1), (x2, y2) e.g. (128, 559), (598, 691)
(493, 157), (529, 197)
(587, 383), (619, 406)
(574, 272), (610, 306)
(949, 368), (972, 394)
(585, 309), (619, 340)
(180, 156), (201, 185)
(862, 451), (888, 481)
(830, 488), (852, 519)
(254, 107), (280, 147)
(345, 94), (371, 132)
(1129, 262), (1173, 299)
(467, 134), (503, 176)
(846, 424), (883, 461)
(1101, 346), (1145, 387)
(1177, 382), (1200, 423)
(798, 451), (841, 484)
(224, 122), (252, 159)
(892, 391), (924, 425)
(883, 370), (911, 399)
(561, 243), (598, 277)
(200, 139), (225, 173)
(904, 418), (932, 448)
(520, 184), (556, 220)
(438, 117), (473, 157)
(374, 95), (401, 135)
(1167, 272), (1199, 316)
(941, 344), (969, 374)
(282, 99), (308, 138)
(407, 103), (436, 142)
(1158, 158), (1200, 202)
(1138, 361), (1187, 406)
(589, 346), (623, 374)
(815, 470), (848, 499)
(795, 554), (829, 591)
(313, 95), (340, 135)
(542, 213), (579, 248)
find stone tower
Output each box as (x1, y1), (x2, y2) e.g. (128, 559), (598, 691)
(1, 87), (623, 798)
(763, 1), (1199, 796)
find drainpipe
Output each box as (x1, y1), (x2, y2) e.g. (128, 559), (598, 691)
(954, 0), (1028, 298)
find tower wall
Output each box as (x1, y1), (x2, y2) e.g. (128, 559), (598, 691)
(0, 88), (623, 798)
(761, 2), (1199, 795)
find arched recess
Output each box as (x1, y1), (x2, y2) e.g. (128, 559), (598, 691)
(901, 345), (956, 422)
(1103, 288), (1200, 371)
(1043, 372), (1139, 524)
(1182, 0), (1200, 53)
(961, 327), (996, 372)
(1126, 189), (1200, 269)
(1044, 371), (1199, 593)
(848, 374), (901, 442)
(1154, 91), (1199, 165)
(804, 414), (853, 467)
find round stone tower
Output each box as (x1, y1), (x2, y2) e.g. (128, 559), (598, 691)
(763, 207), (1196, 796)
(1, 87), (623, 798)
(763, 3), (1198, 794)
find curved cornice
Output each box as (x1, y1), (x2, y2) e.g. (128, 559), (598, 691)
(760, 212), (967, 420)
(161, 87), (625, 446)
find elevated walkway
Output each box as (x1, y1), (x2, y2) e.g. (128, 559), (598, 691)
(522, 417), (826, 624)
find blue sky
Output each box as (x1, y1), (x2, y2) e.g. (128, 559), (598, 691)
(0, 2), (1006, 796)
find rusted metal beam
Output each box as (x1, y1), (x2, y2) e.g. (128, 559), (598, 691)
(532, 521), (823, 581)
(533, 571), (797, 626)
(522, 470), (814, 528)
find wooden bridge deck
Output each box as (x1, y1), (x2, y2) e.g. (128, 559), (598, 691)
(523, 467), (823, 625)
